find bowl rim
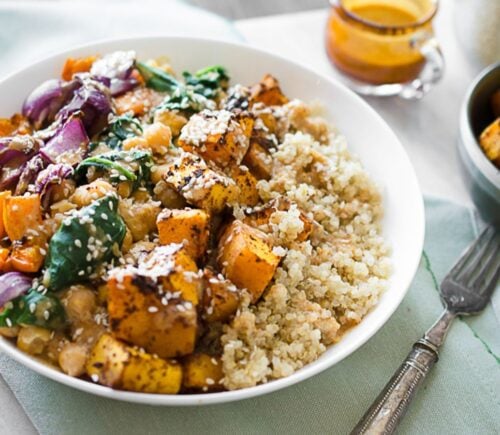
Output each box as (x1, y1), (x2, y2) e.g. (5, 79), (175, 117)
(459, 62), (500, 188)
(0, 35), (425, 406)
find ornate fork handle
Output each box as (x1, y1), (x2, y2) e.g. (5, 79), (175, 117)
(351, 310), (455, 435)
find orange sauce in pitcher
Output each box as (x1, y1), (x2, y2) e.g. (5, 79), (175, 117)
(326, 0), (433, 84)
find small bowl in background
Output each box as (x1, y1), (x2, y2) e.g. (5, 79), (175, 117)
(458, 62), (500, 226)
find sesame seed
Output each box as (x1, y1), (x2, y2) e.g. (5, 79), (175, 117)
(43, 310), (50, 320)
(74, 239), (82, 248)
(101, 213), (108, 220)
(148, 306), (159, 313)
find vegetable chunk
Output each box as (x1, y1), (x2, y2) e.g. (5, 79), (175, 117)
(202, 269), (240, 322)
(107, 245), (201, 358)
(86, 333), (183, 394)
(479, 118), (500, 168)
(178, 110), (253, 168)
(217, 221), (280, 302)
(250, 74), (288, 106)
(164, 152), (238, 212)
(183, 354), (224, 392)
(242, 141), (273, 180)
(3, 194), (42, 241)
(157, 208), (209, 260)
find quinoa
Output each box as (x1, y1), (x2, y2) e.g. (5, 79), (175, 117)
(221, 119), (391, 390)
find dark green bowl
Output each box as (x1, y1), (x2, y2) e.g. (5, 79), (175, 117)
(458, 62), (500, 226)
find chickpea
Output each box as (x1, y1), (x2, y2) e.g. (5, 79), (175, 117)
(122, 136), (148, 151)
(143, 122), (172, 155)
(70, 180), (115, 207)
(154, 109), (187, 136)
(59, 343), (88, 376)
(0, 326), (19, 338)
(153, 180), (186, 209)
(62, 286), (96, 324)
(150, 164), (170, 184)
(17, 326), (51, 355)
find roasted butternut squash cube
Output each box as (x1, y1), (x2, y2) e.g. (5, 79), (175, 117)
(0, 191), (11, 239)
(86, 333), (130, 387)
(218, 220), (280, 302)
(3, 194), (42, 241)
(114, 87), (163, 116)
(121, 347), (183, 394)
(86, 334), (182, 394)
(479, 118), (500, 168)
(157, 208), (209, 260)
(178, 110), (253, 168)
(250, 74), (288, 107)
(202, 269), (240, 322)
(243, 197), (312, 242)
(8, 245), (44, 273)
(242, 141), (273, 180)
(61, 55), (98, 81)
(107, 245), (201, 358)
(229, 166), (259, 207)
(183, 354), (224, 392)
(164, 152), (238, 212)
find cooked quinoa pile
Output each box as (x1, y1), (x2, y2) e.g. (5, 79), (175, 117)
(222, 126), (390, 389)
(0, 50), (390, 394)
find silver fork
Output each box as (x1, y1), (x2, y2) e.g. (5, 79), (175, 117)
(351, 226), (500, 435)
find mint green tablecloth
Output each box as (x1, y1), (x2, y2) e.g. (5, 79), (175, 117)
(1, 197), (498, 434)
(0, 2), (498, 433)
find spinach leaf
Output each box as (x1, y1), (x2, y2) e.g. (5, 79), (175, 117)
(158, 87), (213, 113)
(97, 115), (143, 150)
(75, 150), (153, 190)
(0, 290), (65, 330)
(183, 65), (229, 99)
(136, 62), (180, 92)
(44, 195), (126, 291)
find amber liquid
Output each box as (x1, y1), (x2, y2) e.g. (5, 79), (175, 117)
(326, 2), (429, 84)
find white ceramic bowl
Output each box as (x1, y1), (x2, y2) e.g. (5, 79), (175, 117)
(0, 36), (425, 406)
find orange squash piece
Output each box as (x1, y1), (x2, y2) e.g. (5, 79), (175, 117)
(0, 248), (10, 272)
(202, 269), (240, 322)
(114, 87), (163, 116)
(61, 56), (98, 81)
(0, 191), (11, 239)
(217, 220), (280, 302)
(183, 354), (224, 392)
(250, 74), (289, 107)
(8, 246), (44, 273)
(3, 194), (42, 242)
(157, 208), (209, 260)
(242, 141), (273, 180)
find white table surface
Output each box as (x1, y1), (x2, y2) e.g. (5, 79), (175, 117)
(0, 1), (484, 433)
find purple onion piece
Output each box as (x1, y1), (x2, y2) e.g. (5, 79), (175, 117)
(90, 50), (136, 80)
(109, 78), (138, 97)
(14, 154), (47, 195)
(0, 136), (41, 191)
(0, 159), (27, 191)
(0, 272), (32, 307)
(56, 79), (112, 137)
(35, 163), (73, 208)
(41, 118), (89, 165)
(22, 79), (80, 129)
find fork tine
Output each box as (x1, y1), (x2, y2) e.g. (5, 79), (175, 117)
(465, 230), (500, 289)
(472, 243), (500, 294)
(447, 226), (495, 282)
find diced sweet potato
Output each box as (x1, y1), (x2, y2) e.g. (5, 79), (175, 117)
(164, 152), (238, 212)
(250, 74), (288, 107)
(218, 220), (280, 302)
(3, 194), (42, 241)
(108, 245), (200, 358)
(86, 333), (183, 394)
(183, 354), (224, 392)
(479, 118), (500, 168)
(178, 110), (253, 168)
(229, 166), (259, 207)
(8, 246), (44, 273)
(242, 141), (273, 180)
(114, 87), (164, 116)
(122, 347), (183, 394)
(202, 269), (240, 322)
(157, 208), (209, 260)
(0, 191), (11, 238)
(61, 56), (98, 81)
(0, 247), (10, 272)
(243, 197), (312, 242)
(0, 114), (31, 137)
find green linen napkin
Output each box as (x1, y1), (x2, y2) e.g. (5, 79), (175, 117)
(1, 197), (498, 434)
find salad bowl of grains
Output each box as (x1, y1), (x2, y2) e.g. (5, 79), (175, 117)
(0, 37), (424, 405)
